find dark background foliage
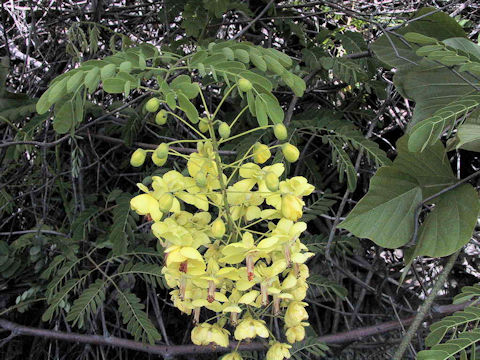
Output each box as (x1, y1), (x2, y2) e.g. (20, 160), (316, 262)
(1, 1), (480, 359)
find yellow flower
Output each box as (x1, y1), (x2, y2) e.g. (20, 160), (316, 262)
(187, 141), (217, 177)
(285, 324), (307, 344)
(281, 194), (304, 221)
(191, 322), (230, 347)
(222, 351), (243, 360)
(266, 342), (291, 360)
(284, 301), (308, 327)
(266, 177), (314, 221)
(234, 316), (269, 340)
(253, 143), (271, 164)
(130, 193), (162, 221)
(226, 180), (264, 221)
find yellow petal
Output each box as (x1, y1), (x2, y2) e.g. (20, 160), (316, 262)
(180, 247), (204, 261)
(238, 290), (259, 304)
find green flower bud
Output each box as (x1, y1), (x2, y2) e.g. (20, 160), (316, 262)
(273, 123), (288, 141)
(152, 151), (167, 166)
(158, 192), (174, 213)
(155, 110), (168, 125)
(218, 122), (231, 139)
(265, 172), (279, 191)
(237, 78), (253, 92)
(211, 218), (226, 238)
(199, 118), (209, 133)
(282, 143), (300, 163)
(145, 98), (160, 113)
(130, 149), (146, 167)
(155, 143), (169, 159)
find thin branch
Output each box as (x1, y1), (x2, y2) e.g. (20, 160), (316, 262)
(0, 302), (470, 357)
(231, 0), (275, 40)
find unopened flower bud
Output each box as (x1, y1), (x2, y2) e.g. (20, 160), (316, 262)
(282, 143), (300, 163)
(130, 149), (146, 167)
(156, 143), (169, 159)
(211, 218), (226, 238)
(237, 78), (252, 92)
(155, 109), (167, 125)
(151, 151), (167, 166)
(218, 122), (231, 139)
(145, 98), (160, 113)
(199, 118), (209, 133)
(273, 123), (288, 141)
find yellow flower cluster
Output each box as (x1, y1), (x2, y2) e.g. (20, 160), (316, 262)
(130, 96), (314, 359)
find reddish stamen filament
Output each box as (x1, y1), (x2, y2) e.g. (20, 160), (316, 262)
(179, 260), (188, 273)
(246, 255), (254, 281)
(207, 280), (216, 303)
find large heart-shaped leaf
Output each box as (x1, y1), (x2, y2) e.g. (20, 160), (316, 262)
(340, 135), (478, 256)
(339, 167), (422, 249)
(393, 137), (455, 197)
(413, 184), (479, 257)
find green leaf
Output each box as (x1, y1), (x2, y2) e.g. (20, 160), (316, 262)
(413, 184), (479, 257)
(249, 50), (267, 72)
(254, 96), (268, 126)
(341, 135), (477, 256)
(340, 167), (422, 248)
(48, 77), (68, 104)
(36, 89), (52, 114)
(372, 7), (466, 69)
(259, 93), (284, 124)
(53, 101), (74, 134)
(395, 63), (480, 130)
(103, 78), (126, 94)
(264, 55), (286, 75)
(404, 32), (438, 45)
(449, 109), (480, 152)
(84, 67), (101, 93)
(66, 71), (85, 93)
(117, 290), (161, 344)
(177, 93), (199, 123)
(100, 63), (117, 80)
(108, 193), (131, 255)
(234, 49), (250, 63)
(393, 137), (455, 198)
(238, 70), (273, 92)
(407, 94), (480, 152)
(66, 279), (105, 328)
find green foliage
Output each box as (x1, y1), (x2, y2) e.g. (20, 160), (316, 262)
(66, 279), (106, 328)
(293, 111), (391, 191)
(340, 136), (479, 256)
(0, 57), (37, 122)
(372, 8), (480, 153)
(408, 95), (480, 152)
(307, 274), (348, 300)
(117, 290), (162, 344)
(418, 284), (480, 360)
(290, 337), (329, 359)
(108, 192), (135, 255)
(3, 3), (480, 359)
